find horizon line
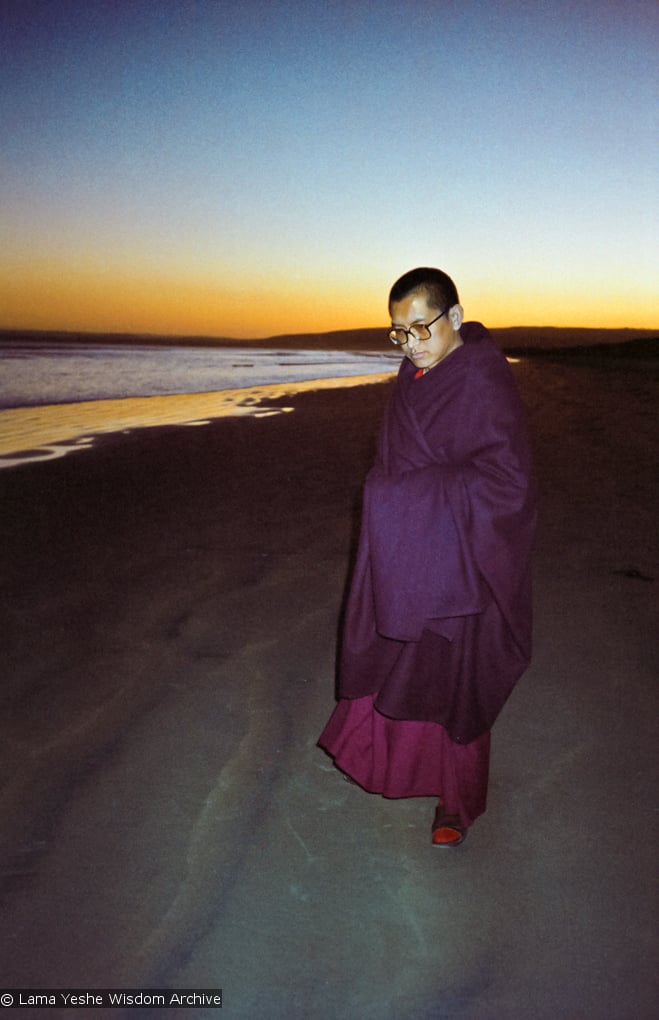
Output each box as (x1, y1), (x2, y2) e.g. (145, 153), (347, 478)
(1, 324), (658, 343)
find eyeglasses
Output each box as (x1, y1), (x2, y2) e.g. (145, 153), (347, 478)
(388, 308), (447, 346)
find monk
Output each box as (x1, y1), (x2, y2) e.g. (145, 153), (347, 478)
(318, 267), (536, 847)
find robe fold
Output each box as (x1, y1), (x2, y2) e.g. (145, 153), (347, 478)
(337, 322), (536, 744)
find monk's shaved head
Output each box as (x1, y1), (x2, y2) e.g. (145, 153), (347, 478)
(389, 267), (460, 316)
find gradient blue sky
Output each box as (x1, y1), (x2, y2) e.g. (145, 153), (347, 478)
(1, 0), (657, 336)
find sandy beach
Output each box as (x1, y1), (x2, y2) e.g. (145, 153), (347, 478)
(1, 353), (657, 1018)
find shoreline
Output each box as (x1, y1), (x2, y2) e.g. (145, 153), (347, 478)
(2, 333), (657, 469)
(0, 372), (395, 468)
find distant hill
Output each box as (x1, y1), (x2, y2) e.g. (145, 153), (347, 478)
(1, 325), (657, 357)
(262, 326), (659, 357)
(491, 327), (659, 358)
(197, 325), (659, 354)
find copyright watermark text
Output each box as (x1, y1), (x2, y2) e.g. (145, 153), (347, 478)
(0, 990), (222, 1009)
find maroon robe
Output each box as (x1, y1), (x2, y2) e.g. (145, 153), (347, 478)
(337, 322), (536, 744)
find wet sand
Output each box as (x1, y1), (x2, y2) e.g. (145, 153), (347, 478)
(1, 357), (657, 1018)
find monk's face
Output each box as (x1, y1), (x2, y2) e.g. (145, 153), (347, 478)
(390, 290), (463, 373)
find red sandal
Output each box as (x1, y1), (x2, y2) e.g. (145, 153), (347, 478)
(431, 798), (466, 847)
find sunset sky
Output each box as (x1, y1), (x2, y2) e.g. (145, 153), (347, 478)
(1, 0), (657, 338)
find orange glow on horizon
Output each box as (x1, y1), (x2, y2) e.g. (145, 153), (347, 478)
(1, 259), (657, 338)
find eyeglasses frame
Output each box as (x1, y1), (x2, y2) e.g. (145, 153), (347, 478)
(388, 308), (448, 346)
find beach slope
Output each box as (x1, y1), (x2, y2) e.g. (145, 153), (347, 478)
(1, 358), (657, 1018)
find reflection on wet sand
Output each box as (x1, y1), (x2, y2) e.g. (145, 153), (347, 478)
(0, 372), (394, 468)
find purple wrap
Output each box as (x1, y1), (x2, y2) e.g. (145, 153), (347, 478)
(338, 322), (536, 743)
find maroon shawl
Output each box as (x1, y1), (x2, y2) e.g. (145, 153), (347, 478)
(338, 322), (536, 743)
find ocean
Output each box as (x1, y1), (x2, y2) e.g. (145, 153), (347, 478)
(0, 336), (399, 409)
(0, 336), (399, 467)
